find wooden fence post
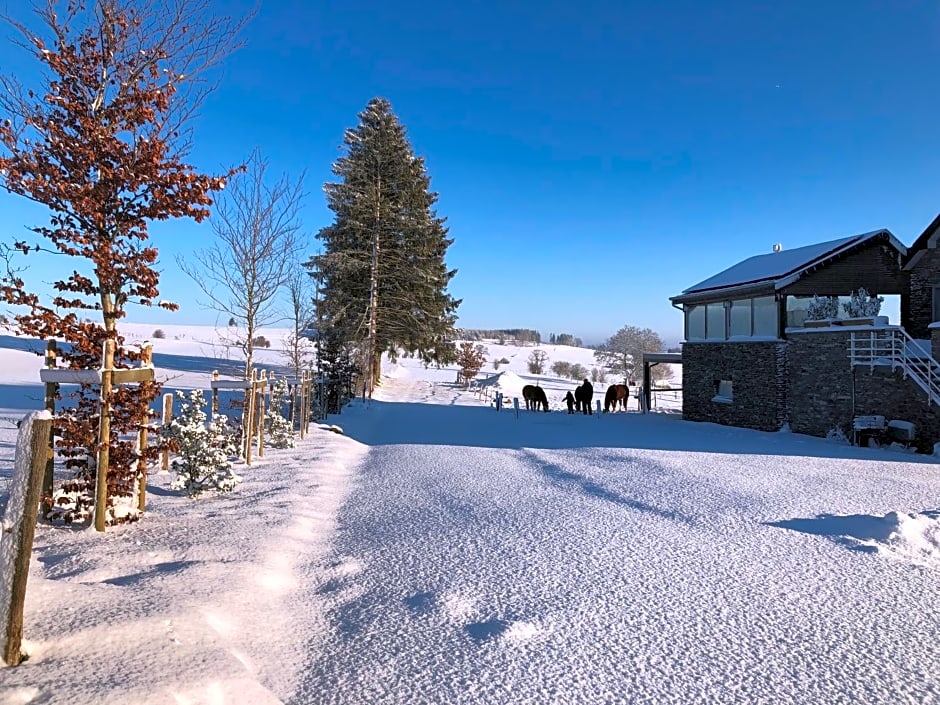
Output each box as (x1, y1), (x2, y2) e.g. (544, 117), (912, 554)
(42, 340), (57, 510)
(161, 393), (173, 472)
(1, 411), (53, 666)
(94, 339), (115, 532)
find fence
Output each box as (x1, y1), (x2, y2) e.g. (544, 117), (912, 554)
(1, 411), (53, 666)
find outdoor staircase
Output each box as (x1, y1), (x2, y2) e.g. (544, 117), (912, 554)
(848, 327), (940, 407)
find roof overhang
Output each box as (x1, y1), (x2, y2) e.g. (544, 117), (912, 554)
(671, 229), (906, 306)
(670, 281), (774, 307)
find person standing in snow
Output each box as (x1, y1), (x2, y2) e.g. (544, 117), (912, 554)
(563, 390), (575, 414)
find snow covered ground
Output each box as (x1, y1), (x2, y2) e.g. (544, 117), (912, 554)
(1, 325), (940, 704)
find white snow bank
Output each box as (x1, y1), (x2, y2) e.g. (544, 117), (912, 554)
(877, 511), (940, 569)
(475, 370), (527, 399)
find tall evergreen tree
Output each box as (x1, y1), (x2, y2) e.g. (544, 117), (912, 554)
(313, 97), (459, 395)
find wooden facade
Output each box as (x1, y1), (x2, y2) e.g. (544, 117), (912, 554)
(778, 242), (908, 299)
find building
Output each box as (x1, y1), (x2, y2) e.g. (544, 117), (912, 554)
(670, 222), (940, 449)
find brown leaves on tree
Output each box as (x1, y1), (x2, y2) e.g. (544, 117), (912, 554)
(0, 0), (247, 525)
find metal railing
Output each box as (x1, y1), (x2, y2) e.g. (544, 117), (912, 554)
(848, 327), (940, 406)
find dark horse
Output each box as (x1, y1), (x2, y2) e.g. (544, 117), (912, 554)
(574, 380), (593, 415)
(522, 384), (549, 412)
(604, 384), (630, 412)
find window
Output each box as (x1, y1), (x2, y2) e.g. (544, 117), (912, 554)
(785, 296), (812, 327)
(713, 379), (733, 403)
(753, 296), (777, 336)
(686, 305), (705, 340)
(686, 296), (778, 340)
(729, 299), (752, 337)
(933, 287), (940, 324)
(706, 303), (726, 340)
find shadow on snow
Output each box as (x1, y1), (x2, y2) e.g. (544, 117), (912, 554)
(334, 397), (933, 462)
(765, 510), (940, 553)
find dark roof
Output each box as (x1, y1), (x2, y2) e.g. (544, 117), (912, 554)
(671, 229), (906, 304)
(902, 212), (940, 271)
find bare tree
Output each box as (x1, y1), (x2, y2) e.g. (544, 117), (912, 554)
(179, 149), (305, 375)
(594, 325), (667, 384)
(283, 266), (316, 379)
(527, 349), (549, 375)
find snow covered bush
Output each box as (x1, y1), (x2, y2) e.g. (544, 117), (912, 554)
(163, 389), (241, 497)
(826, 426), (850, 445)
(842, 288), (883, 318)
(805, 295), (839, 321)
(265, 377), (295, 449)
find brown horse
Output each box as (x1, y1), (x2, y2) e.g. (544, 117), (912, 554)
(604, 384), (630, 412)
(522, 384), (549, 412)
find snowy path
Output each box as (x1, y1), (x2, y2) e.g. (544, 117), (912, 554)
(294, 379), (940, 704)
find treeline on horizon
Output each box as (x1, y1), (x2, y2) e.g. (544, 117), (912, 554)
(457, 329), (585, 348)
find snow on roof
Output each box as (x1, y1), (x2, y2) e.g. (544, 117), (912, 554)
(681, 230), (891, 296)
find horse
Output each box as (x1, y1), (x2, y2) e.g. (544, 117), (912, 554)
(604, 384), (630, 412)
(574, 381), (593, 415)
(522, 384), (549, 412)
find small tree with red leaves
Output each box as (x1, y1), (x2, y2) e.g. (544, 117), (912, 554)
(455, 342), (488, 387)
(0, 0), (247, 524)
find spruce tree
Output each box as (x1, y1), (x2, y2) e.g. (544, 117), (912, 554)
(314, 97), (459, 396)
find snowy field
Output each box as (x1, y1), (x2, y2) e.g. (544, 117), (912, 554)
(1, 325), (939, 704)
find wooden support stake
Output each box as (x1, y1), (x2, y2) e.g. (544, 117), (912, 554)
(2, 412), (53, 666)
(42, 340), (57, 509)
(289, 378), (297, 434)
(94, 340), (115, 532)
(257, 371), (267, 459)
(211, 370), (219, 417)
(161, 393), (173, 472)
(136, 423), (149, 513)
(298, 372), (306, 440)
(244, 369), (256, 466)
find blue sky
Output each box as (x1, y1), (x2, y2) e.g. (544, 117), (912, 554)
(1, 0), (939, 345)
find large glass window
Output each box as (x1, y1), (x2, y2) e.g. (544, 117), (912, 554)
(686, 296), (778, 340)
(729, 299), (752, 337)
(706, 303), (726, 340)
(786, 296), (812, 327)
(753, 296), (777, 336)
(686, 305), (705, 339)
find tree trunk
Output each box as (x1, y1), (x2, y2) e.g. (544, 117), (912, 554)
(365, 177), (381, 397)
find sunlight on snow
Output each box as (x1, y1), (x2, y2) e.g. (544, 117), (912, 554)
(501, 620), (547, 645)
(202, 610), (235, 638)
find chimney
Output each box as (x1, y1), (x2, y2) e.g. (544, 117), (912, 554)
(772, 243), (782, 253)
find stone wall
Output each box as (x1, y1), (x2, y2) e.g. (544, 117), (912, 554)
(682, 342), (784, 432)
(786, 331), (854, 437)
(907, 248), (940, 339)
(853, 366), (940, 451)
(683, 329), (940, 448)
(786, 328), (940, 448)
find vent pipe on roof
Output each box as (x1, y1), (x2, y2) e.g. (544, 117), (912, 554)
(772, 243), (782, 253)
